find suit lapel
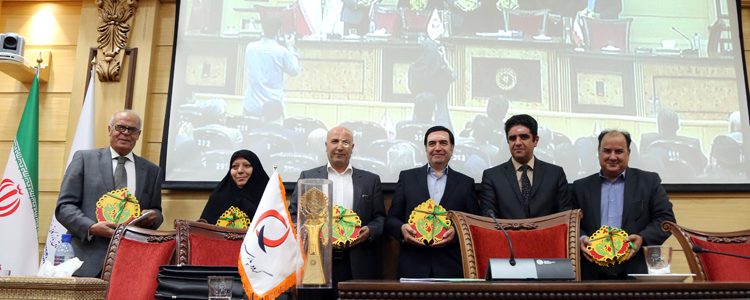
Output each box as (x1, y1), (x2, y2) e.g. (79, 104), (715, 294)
(352, 168), (363, 212)
(100, 148), (115, 190)
(588, 175), (602, 228)
(621, 169), (639, 230)
(134, 155), (148, 200)
(530, 159), (543, 199)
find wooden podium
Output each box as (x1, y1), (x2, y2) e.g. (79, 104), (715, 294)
(339, 280), (750, 299)
(0, 276), (106, 300)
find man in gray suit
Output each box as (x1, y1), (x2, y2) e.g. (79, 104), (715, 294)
(55, 110), (163, 277)
(573, 129), (675, 280)
(479, 114), (571, 219)
(290, 126), (385, 296)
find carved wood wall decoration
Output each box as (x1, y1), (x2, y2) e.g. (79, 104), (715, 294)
(95, 0), (138, 82)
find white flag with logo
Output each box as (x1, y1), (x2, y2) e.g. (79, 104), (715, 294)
(40, 70), (95, 265)
(239, 171), (302, 300)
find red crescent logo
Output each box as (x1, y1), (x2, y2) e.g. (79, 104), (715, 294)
(253, 210), (290, 248)
(0, 178), (22, 217)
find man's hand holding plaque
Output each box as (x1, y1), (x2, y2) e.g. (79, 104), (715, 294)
(584, 225), (635, 267)
(406, 199), (452, 246)
(96, 188), (141, 224)
(332, 205), (362, 249)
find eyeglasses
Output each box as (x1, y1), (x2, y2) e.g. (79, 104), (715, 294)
(112, 124), (141, 135)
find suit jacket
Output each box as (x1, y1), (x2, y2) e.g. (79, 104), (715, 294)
(478, 158), (571, 219)
(385, 165), (479, 278)
(55, 148), (163, 277)
(341, 0), (369, 26)
(571, 167), (675, 280)
(289, 166), (386, 279)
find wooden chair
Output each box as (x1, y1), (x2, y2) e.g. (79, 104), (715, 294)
(662, 221), (750, 282)
(101, 224), (176, 300)
(582, 16), (632, 52)
(449, 209), (582, 281)
(504, 9), (549, 37)
(174, 219), (248, 266)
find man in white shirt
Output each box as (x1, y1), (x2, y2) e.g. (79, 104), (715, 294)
(55, 110), (163, 277)
(290, 126), (386, 296)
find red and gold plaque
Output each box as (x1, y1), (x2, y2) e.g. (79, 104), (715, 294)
(408, 199), (451, 244)
(216, 206), (250, 229)
(587, 225), (633, 267)
(332, 205), (361, 248)
(95, 188), (140, 224)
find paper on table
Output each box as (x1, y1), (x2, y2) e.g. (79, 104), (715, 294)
(399, 278), (485, 283)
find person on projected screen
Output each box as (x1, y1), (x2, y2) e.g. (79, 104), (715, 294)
(408, 39), (455, 131)
(386, 126), (479, 278)
(478, 114), (571, 219)
(199, 150), (269, 228)
(341, 0), (378, 36)
(242, 15), (301, 118)
(290, 126), (386, 298)
(55, 110), (163, 277)
(572, 129), (676, 280)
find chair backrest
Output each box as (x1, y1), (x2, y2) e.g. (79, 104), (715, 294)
(283, 117), (327, 137)
(582, 16), (632, 52)
(174, 219), (248, 266)
(505, 9), (549, 37)
(449, 209), (582, 281)
(662, 221), (750, 282)
(102, 225), (176, 300)
(374, 5), (400, 34)
(401, 9), (430, 33)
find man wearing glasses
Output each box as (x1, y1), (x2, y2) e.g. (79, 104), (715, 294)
(56, 110), (163, 277)
(290, 126), (386, 298)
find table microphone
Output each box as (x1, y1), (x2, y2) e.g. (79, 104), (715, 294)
(671, 26), (698, 55)
(692, 245), (750, 260)
(488, 211), (516, 266)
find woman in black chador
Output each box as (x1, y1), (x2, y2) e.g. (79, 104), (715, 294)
(200, 149), (270, 228)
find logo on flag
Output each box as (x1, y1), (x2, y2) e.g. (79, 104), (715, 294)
(0, 178), (22, 217)
(239, 171), (303, 300)
(254, 210), (291, 252)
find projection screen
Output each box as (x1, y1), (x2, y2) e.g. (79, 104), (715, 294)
(160, 0), (750, 189)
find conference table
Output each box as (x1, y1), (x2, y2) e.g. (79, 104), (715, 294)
(338, 280), (750, 299)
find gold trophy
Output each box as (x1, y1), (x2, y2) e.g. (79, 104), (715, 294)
(300, 186), (329, 285)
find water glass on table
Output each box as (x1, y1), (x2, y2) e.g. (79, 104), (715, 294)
(208, 276), (233, 300)
(643, 245), (672, 274)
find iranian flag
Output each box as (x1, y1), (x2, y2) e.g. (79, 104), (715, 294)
(0, 73), (40, 275)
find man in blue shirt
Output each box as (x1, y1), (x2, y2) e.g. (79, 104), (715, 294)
(242, 16), (301, 117)
(386, 126), (479, 278)
(572, 129), (676, 280)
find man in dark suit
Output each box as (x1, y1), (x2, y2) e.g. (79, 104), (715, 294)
(290, 126), (386, 297)
(479, 114), (571, 219)
(55, 110), (163, 277)
(572, 129), (676, 280)
(386, 126), (479, 278)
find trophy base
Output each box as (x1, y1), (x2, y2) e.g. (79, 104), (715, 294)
(301, 255), (327, 285)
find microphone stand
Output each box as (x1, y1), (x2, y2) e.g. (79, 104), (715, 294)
(693, 246), (750, 260)
(488, 211), (516, 266)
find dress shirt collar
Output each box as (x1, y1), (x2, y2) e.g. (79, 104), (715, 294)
(109, 147), (135, 162)
(327, 162), (353, 176)
(511, 156), (536, 171)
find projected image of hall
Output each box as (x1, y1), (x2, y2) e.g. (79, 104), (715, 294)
(162, 0), (749, 187)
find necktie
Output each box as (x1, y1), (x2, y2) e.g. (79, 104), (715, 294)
(520, 165), (531, 208)
(115, 156), (128, 189)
